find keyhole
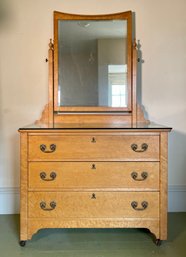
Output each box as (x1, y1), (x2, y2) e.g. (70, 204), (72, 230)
(91, 137), (96, 143)
(91, 164), (96, 169)
(91, 193), (96, 199)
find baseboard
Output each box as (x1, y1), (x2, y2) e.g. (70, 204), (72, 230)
(0, 186), (186, 214)
(168, 185), (186, 212)
(0, 187), (19, 214)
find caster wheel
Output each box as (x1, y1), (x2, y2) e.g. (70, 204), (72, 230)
(19, 240), (26, 247)
(155, 239), (162, 246)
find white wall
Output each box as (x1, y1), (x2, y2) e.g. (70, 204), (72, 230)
(0, 0), (186, 213)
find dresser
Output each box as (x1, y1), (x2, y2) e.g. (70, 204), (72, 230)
(19, 11), (172, 246)
(19, 123), (171, 246)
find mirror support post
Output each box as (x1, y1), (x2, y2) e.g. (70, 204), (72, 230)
(132, 40), (137, 125)
(48, 39), (54, 124)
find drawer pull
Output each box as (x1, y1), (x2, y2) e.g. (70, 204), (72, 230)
(131, 201), (148, 211)
(131, 143), (148, 152)
(91, 193), (96, 199)
(91, 164), (96, 169)
(91, 137), (96, 143)
(40, 144), (56, 153)
(40, 171), (57, 181)
(40, 201), (56, 211)
(131, 171), (148, 181)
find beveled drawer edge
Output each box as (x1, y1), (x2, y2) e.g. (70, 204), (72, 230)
(28, 132), (160, 136)
(28, 217), (160, 221)
(28, 158), (160, 162)
(28, 188), (160, 192)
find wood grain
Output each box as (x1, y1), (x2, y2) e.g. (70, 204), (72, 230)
(27, 218), (159, 240)
(159, 132), (168, 240)
(48, 39), (54, 124)
(54, 113), (132, 124)
(19, 128), (171, 241)
(28, 134), (159, 161)
(28, 192), (159, 218)
(53, 11), (132, 112)
(29, 162), (159, 190)
(132, 41), (137, 124)
(20, 132), (28, 241)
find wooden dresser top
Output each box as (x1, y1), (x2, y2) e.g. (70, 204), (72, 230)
(19, 122), (172, 132)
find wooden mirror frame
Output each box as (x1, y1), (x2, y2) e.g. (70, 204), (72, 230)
(53, 11), (132, 112)
(37, 11), (147, 125)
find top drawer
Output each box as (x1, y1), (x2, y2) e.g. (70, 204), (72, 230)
(28, 134), (159, 161)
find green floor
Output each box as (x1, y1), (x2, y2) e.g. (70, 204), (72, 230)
(0, 213), (185, 257)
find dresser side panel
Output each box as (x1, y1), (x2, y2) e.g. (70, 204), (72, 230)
(20, 132), (28, 241)
(159, 132), (168, 240)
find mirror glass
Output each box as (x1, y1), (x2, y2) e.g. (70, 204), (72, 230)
(57, 19), (128, 108)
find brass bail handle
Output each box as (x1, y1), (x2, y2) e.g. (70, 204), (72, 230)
(131, 201), (148, 211)
(40, 144), (56, 153)
(131, 171), (148, 181)
(40, 171), (57, 181)
(131, 143), (148, 152)
(40, 201), (56, 211)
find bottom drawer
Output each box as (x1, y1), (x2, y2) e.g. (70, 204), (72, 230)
(28, 192), (159, 219)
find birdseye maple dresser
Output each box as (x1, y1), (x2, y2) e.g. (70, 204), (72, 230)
(18, 11), (172, 246)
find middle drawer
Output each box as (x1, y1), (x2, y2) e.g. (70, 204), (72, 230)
(29, 162), (159, 190)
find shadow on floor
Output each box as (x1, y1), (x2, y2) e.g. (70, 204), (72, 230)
(168, 213), (186, 241)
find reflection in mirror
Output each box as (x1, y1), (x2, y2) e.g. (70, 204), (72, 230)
(58, 20), (128, 107)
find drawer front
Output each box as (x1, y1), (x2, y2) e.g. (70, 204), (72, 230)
(29, 162), (159, 190)
(28, 192), (159, 218)
(28, 135), (159, 161)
